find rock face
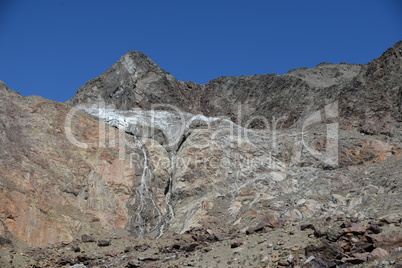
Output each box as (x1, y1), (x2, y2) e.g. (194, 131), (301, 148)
(0, 82), (149, 246)
(68, 41), (402, 233)
(0, 40), (402, 268)
(68, 41), (402, 131)
(69, 51), (364, 128)
(67, 51), (204, 113)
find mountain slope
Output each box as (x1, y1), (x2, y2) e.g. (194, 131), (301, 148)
(0, 42), (401, 267)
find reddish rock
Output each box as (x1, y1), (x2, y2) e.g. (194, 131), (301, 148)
(343, 223), (366, 234)
(230, 238), (244, 248)
(366, 233), (402, 252)
(267, 216), (281, 228)
(278, 260), (290, 266)
(367, 248), (389, 261)
(339, 240), (352, 251)
(0, 90), (137, 247)
(379, 217), (398, 224)
(254, 220), (271, 232)
(250, 220), (269, 234)
(246, 217), (281, 235)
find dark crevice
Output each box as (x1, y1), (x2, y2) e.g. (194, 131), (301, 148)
(0, 217), (13, 246)
(175, 131), (191, 153)
(164, 178), (172, 195)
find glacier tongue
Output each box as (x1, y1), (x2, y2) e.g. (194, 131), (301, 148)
(83, 108), (239, 150)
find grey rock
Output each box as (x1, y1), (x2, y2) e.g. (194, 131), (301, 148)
(304, 256), (315, 264)
(326, 229), (343, 242)
(0, 236), (12, 246)
(81, 234), (95, 243)
(97, 239), (111, 247)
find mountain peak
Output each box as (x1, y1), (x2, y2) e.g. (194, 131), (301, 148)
(126, 50), (148, 57)
(119, 50), (165, 77)
(0, 80), (21, 98)
(67, 50), (200, 111)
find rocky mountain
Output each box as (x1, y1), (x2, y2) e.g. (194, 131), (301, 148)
(68, 42), (402, 131)
(67, 51), (204, 113)
(1, 41), (401, 267)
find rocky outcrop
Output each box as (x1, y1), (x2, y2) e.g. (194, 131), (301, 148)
(284, 62), (362, 88)
(0, 82), (151, 246)
(339, 41), (402, 135)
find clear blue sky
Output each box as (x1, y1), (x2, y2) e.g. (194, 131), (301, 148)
(0, 0), (401, 102)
